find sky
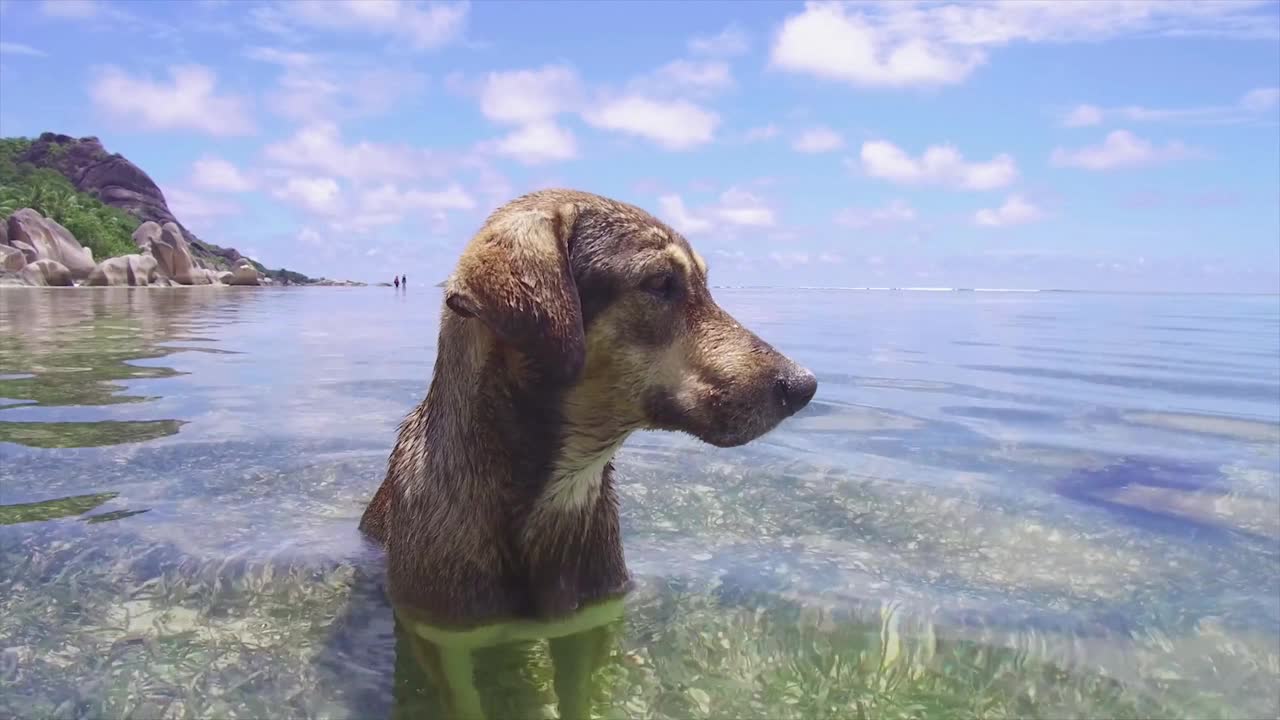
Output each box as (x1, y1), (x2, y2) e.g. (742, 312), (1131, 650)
(0, 0), (1278, 291)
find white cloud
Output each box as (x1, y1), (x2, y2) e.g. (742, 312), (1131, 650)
(974, 194), (1042, 227)
(479, 64), (582, 124)
(689, 24), (750, 57)
(742, 124), (780, 143)
(658, 194), (713, 235)
(263, 123), (433, 182)
(857, 140), (1017, 190)
(1061, 88), (1280, 127)
(770, 2), (984, 88)
(270, 0), (469, 50)
(834, 199), (916, 228)
(1050, 130), (1194, 170)
(769, 1), (1277, 90)
(39, 0), (98, 18)
(488, 121), (578, 165)
(245, 48), (426, 123)
(243, 46), (314, 68)
(164, 187), (241, 223)
(1240, 87), (1280, 111)
(0, 42), (45, 57)
(792, 126), (845, 153)
(275, 65), (426, 123)
(770, 251), (811, 269)
(1063, 104), (1103, 127)
(89, 64), (254, 136)
(190, 156), (255, 192)
(273, 176), (342, 216)
(634, 59), (734, 97)
(583, 96), (719, 150)
(358, 182), (475, 214)
(655, 188), (776, 234)
(715, 187), (776, 227)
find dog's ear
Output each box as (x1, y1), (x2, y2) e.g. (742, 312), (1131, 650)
(444, 202), (584, 383)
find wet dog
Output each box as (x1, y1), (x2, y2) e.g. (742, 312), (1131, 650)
(357, 188), (816, 716)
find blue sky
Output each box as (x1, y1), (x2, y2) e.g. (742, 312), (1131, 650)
(1, 0), (1277, 291)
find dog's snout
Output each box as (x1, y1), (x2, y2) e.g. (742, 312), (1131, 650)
(775, 366), (818, 415)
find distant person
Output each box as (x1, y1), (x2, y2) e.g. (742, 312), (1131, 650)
(402, 274), (407, 288)
(394, 275), (400, 289)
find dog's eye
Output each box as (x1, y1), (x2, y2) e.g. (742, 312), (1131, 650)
(640, 272), (676, 300)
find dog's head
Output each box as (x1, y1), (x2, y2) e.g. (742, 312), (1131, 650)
(443, 189), (816, 448)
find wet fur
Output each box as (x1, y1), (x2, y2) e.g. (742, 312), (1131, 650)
(359, 188), (816, 628)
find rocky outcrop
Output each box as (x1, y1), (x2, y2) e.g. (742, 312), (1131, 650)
(153, 223), (199, 285)
(226, 259), (261, 286)
(17, 259), (73, 287)
(0, 244), (25, 272)
(6, 209), (96, 280)
(15, 133), (294, 278)
(85, 254), (159, 286)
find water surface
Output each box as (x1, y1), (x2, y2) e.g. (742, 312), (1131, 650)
(2, 287), (1278, 719)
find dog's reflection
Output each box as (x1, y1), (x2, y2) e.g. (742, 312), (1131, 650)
(389, 597), (625, 720)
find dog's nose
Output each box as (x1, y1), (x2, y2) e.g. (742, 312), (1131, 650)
(775, 366), (818, 415)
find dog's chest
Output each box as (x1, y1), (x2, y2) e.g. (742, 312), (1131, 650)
(539, 437), (626, 513)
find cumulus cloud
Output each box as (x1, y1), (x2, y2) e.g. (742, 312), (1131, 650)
(655, 188), (777, 234)
(792, 126), (845, 153)
(248, 48), (427, 123)
(857, 140), (1017, 190)
(769, 1), (1276, 89)
(263, 123), (435, 182)
(39, 0), (99, 18)
(487, 121), (578, 165)
(834, 199), (916, 229)
(243, 46), (314, 68)
(629, 59), (734, 99)
(715, 187), (776, 227)
(769, 2), (984, 88)
(770, 251), (811, 269)
(89, 64), (254, 136)
(974, 194), (1042, 227)
(583, 95), (719, 150)
(190, 156), (255, 192)
(273, 176), (342, 216)
(0, 42), (45, 57)
(479, 64), (583, 124)
(164, 187), (241, 223)
(689, 24), (750, 57)
(742, 124), (780, 143)
(1050, 130), (1195, 170)
(1063, 104), (1103, 127)
(264, 0), (469, 51)
(358, 182), (475, 214)
(1060, 88), (1280, 127)
(658, 194), (713, 235)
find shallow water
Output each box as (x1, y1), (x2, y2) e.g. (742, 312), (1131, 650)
(1, 286), (1277, 720)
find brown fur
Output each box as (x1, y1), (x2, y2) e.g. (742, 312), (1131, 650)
(359, 188), (817, 627)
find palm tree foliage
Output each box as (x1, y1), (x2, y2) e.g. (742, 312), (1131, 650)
(1, 137), (139, 260)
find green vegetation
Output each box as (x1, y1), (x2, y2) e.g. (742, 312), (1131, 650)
(0, 419), (186, 448)
(0, 136), (140, 260)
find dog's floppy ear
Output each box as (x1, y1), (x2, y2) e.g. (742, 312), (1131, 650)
(443, 202), (584, 383)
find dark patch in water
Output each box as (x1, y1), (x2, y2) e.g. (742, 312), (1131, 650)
(1054, 457), (1271, 544)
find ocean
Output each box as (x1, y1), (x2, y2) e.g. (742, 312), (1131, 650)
(1, 286), (1277, 719)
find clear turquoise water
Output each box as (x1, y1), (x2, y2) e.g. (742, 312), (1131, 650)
(1, 286), (1277, 719)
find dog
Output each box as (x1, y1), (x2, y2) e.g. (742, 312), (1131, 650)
(358, 188), (816, 716)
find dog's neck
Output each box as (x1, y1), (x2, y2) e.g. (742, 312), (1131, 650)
(391, 316), (633, 619)
(427, 316), (632, 517)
